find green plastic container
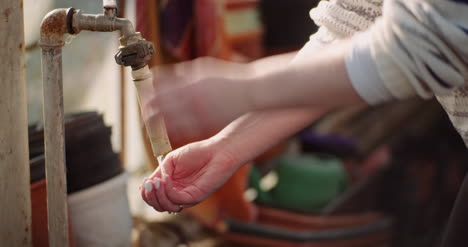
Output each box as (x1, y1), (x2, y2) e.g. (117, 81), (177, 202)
(253, 154), (347, 212)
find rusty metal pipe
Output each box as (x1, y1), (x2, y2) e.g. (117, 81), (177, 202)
(39, 5), (139, 247)
(39, 8), (69, 247)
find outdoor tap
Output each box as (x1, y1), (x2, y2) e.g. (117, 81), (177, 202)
(39, 1), (169, 246)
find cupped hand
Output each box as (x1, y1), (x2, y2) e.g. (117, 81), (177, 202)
(140, 137), (242, 212)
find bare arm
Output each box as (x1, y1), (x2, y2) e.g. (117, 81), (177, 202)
(250, 40), (366, 111)
(210, 51), (330, 165)
(215, 108), (327, 169)
(151, 49), (332, 147)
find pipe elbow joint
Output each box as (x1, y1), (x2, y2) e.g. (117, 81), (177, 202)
(40, 8), (69, 48)
(116, 18), (135, 39)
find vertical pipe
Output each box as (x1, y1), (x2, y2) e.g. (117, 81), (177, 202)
(0, 0), (32, 246)
(120, 58), (127, 164)
(41, 47), (69, 247)
(119, 0), (127, 165)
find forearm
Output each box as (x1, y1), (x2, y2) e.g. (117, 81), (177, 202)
(213, 108), (327, 169)
(249, 51), (298, 76)
(250, 40), (366, 111)
(208, 52), (329, 167)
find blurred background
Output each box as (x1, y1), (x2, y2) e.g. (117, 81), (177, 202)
(24, 0), (468, 247)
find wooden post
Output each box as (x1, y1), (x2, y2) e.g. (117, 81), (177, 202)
(0, 0), (32, 246)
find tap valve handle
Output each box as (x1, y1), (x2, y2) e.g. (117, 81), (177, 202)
(103, 0), (118, 9)
(115, 39), (155, 70)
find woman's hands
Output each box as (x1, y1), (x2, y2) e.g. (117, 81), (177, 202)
(140, 136), (242, 212)
(137, 48), (346, 212)
(144, 42), (365, 139)
(144, 57), (255, 146)
(148, 77), (253, 145)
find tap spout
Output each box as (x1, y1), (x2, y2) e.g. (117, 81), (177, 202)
(70, 9), (136, 39)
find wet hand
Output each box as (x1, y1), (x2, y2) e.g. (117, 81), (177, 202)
(140, 137), (241, 212)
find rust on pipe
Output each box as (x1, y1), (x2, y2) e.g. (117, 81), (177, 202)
(40, 8), (68, 47)
(39, 8), (70, 247)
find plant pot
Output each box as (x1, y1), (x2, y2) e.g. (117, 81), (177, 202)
(30, 179), (75, 247)
(31, 179), (49, 247)
(223, 231), (390, 247)
(224, 217), (392, 247)
(67, 172), (132, 247)
(257, 206), (385, 231)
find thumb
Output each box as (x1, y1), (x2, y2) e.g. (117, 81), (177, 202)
(148, 166), (162, 180)
(159, 152), (176, 178)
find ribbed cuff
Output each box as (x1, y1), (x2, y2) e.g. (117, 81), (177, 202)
(345, 32), (394, 105)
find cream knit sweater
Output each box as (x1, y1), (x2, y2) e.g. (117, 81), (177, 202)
(307, 0), (468, 145)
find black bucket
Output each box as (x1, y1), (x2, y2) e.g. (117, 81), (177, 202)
(28, 111), (123, 194)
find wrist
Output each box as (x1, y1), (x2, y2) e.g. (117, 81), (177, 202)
(209, 133), (245, 170)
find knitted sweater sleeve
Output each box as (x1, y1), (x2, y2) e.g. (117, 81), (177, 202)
(309, 0), (383, 44)
(351, 0), (468, 102)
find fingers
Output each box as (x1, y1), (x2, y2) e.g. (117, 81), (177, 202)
(152, 157), (190, 211)
(159, 153), (175, 178)
(148, 167), (162, 180)
(155, 178), (180, 212)
(142, 178), (164, 212)
(141, 175), (197, 212)
(140, 179), (148, 202)
(140, 174), (183, 213)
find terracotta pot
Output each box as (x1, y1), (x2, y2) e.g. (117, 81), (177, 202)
(223, 231), (390, 247)
(31, 179), (48, 247)
(30, 179), (75, 247)
(224, 217), (392, 247)
(257, 206), (385, 231)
